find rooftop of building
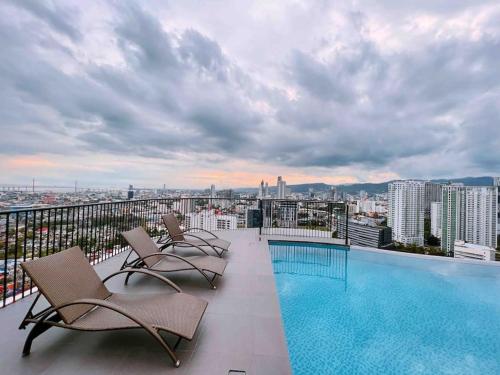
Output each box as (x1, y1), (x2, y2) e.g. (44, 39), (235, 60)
(0, 230), (294, 375)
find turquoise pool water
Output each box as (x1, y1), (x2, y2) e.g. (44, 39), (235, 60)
(269, 241), (500, 375)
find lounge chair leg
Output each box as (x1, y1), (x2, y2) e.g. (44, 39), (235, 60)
(194, 269), (217, 289)
(210, 273), (219, 289)
(173, 336), (182, 350)
(22, 315), (59, 356)
(147, 329), (181, 367)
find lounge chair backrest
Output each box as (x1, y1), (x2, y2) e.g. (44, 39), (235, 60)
(162, 213), (185, 241)
(122, 227), (163, 267)
(21, 247), (111, 324)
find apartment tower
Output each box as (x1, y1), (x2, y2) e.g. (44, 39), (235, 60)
(494, 177), (500, 236)
(277, 176), (287, 199)
(441, 184), (466, 255)
(388, 180), (425, 246)
(465, 186), (497, 249)
(430, 201), (442, 238)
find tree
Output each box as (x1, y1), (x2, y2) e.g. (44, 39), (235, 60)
(427, 235), (440, 247)
(424, 218), (431, 240)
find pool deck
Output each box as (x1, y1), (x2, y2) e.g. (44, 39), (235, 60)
(0, 229), (293, 375)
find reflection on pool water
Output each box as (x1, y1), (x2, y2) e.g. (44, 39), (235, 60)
(269, 241), (500, 375)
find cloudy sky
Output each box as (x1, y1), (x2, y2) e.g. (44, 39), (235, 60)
(1, 0), (499, 189)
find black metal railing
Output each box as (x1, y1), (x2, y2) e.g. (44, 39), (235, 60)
(0, 197), (347, 307)
(269, 241), (348, 283)
(260, 199), (347, 238)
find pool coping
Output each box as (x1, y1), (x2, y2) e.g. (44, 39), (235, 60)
(263, 235), (500, 268)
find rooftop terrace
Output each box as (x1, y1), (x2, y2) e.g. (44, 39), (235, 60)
(0, 229), (299, 375)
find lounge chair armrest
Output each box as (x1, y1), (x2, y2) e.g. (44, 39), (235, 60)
(182, 227), (218, 238)
(102, 268), (182, 293)
(140, 252), (173, 261)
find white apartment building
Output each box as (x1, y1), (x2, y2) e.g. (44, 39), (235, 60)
(430, 201), (442, 238)
(356, 200), (386, 215)
(464, 186), (497, 249)
(441, 184), (497, 254)
(494, 177), (500, 235)
(357, 200), (376, 214)
(277, 176), (287, 199)
(388, 180), (425, 246)
(453, 240), (495, 261)
(185, 211), (237, 231)
(258, 180), (264, 198)
(276, 201), (298, 228)
(173, 198), (195, 213)
(441, 184), (466, 254)
(347, 202), (358, 216)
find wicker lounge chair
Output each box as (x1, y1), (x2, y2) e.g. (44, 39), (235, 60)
(19, 246), (207, 367)
(121, 227), (227, 289)
(160, 213), (231, 257)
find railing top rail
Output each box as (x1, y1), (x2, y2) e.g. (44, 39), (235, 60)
(0, 197), (263, 215)
(0, 197), (344, 215)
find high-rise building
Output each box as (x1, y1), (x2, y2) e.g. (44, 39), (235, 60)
(127, 184), (134, 200)
(210, 184), (216, 198)
(440, 184), (497, 254)
(424, 182), (442, 216)
(441, 184), (466, 255)
(494, 177), (500, 236)
(258, 180), (264, 198)
(329, 187), (337, 201)
(264, 182), (269, 197)
(277, 176), (287, 199)
(430, 201), (442, 238)
(464, 186), (497, 249)
(387, 180), (425, 246)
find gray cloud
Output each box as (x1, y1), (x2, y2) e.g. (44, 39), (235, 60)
(0, 0), (499, 184)
(8, 0), (81, 41)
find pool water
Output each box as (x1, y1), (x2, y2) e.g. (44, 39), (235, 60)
(269, 241), (500, 375)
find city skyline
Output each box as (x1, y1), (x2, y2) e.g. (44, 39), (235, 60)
(0, 173), (497, 192)
(1, 1), (500, 188)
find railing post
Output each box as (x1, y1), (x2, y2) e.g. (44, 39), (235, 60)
(345, 203), (349, 246)
(258, 199), (263, 237)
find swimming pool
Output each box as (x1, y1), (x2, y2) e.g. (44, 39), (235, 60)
(269, 241), (500, 375)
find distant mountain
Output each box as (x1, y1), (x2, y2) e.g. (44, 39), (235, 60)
(234, 176), (494, 195)
(283, 183), (332, 193)
(335, 182), (389, 195)
(336, 176), (494, 195)
(429, 176), (493, 186)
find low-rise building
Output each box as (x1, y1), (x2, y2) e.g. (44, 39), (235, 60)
(185, 211), (237, 231)
(453, 240), (495, 261)
(338, 219), (392, 248)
